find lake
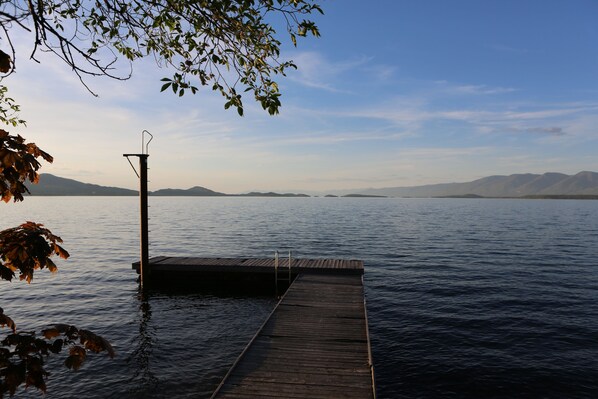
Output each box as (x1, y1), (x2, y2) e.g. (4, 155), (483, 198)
(2, 197), (597, 398)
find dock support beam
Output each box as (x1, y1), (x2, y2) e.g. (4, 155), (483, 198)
(139, 154), (149, 288)
(124, 153), (150, 288)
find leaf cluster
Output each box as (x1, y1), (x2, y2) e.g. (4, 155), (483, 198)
(0, 222), (69, 283)
(0, 128), (113, 396)
(0, 87), (24, 128)
(0, 129), (63, 283)
(0, 15), (116, 396)
(0, 0), (322, 114)
(0, 318), (115, 398)
(0, 129), (53, 203)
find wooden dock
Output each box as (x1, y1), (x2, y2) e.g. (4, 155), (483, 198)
(132, 256), (365, 292)
(133, 256), (364, 275)
(132, 256), (375, 397)
(212, 273), (375, 398)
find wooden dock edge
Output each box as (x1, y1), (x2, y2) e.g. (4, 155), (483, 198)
(210, 273), (376, 399)
(209, 279), (292, 399)
(362, 274), (377, 399)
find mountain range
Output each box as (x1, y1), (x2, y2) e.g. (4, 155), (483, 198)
(354, 171), (598, 197)
(26, 174), (138, 196)
(25, 174), (309, 197)
(24, 172), (598, 198)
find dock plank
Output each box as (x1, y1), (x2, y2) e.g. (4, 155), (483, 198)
(212, 273), (375, 399)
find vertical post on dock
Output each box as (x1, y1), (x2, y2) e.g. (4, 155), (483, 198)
(124, 131), (153, 289)
(124, 153), (150, 288)
(139, 154), (149, 287)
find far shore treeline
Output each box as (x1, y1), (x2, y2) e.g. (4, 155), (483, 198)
(25, 172), (598, 199)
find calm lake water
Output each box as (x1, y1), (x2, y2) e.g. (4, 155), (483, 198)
(2, 197), (597, 398)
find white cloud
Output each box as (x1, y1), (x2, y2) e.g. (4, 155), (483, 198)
(342, 97), (597, 140)
(502, 108), (590, 120)
(259, 130), (413, 146)
(287, 51), (384, 92)
(363, 64), (397, 82)
(397, 146), (493, 159)
(453, 84), (517, 95)
(433, 80), (517, 96)
(523, 127), (565, 136)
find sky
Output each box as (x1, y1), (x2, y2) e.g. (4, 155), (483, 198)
(5, 0), (598, 193)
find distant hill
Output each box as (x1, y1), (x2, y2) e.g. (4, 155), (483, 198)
(27, 174), (138, 196)
(151, 186), (225, 196)
(237, 192), (310, 197)
(26, 174), (305, 197)
(342, 194), (387, 198)
(26, 171), (598, 198)
(357, 171), (598, 197)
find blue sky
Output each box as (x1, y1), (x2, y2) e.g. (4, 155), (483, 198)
(6, 0), (598, 193)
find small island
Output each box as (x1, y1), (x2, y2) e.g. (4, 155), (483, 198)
(342, 194), (387, 198)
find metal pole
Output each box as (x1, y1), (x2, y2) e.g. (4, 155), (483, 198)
(124, 131), (153, 290)
(139, 154), (149, 288)
(124, 153), (150, 288)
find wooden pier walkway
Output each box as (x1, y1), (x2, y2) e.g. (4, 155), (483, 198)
(132, 256), (375, 397)
(133, 256), (364, 275)
(212, 273), (375, 399)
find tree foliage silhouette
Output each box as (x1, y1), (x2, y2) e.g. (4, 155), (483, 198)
(0, 129), (115, 397)
(0, 0), (321, 115)
(0, 1), (321, 395)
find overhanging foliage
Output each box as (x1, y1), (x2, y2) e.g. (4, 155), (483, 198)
(0, 0), (322, 115)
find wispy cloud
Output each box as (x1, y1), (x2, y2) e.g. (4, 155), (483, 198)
(344, 98), (597, 139)
(398, 146), (493, 159)
(433, 80), (517, 95)
(287, 51), (379, 92)
(453, 84), (517, 95)
(362, 64), (397, 82)
(502, 108), (591, 120)
(261, 130), (413, 146)
(522, 127), (566, 136)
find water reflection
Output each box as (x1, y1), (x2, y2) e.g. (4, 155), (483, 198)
(127, 290), (159, 398)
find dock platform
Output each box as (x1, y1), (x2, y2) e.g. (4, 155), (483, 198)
(212, 273), (375, 398)
(133, 256), (364, 275)
(132, 256), (375, 397)
(132, 256), (364, 292)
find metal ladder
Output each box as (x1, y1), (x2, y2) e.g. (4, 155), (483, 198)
(274, 250), (292, 297)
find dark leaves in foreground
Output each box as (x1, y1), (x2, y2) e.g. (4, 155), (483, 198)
(0, 309), (15, 333)
(0, 130), (64, 282)
(0, 222), (69, 283)
(0, 129), (53, 203)
(0, 320), (114, 398)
